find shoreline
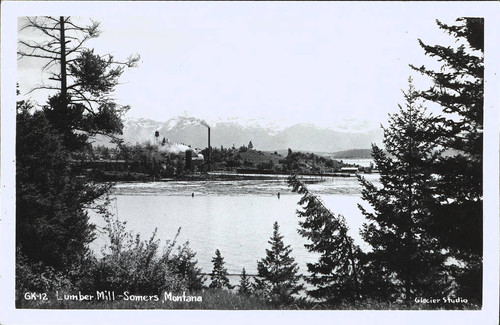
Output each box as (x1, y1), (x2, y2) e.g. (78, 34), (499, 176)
(93, 171), (378, 183)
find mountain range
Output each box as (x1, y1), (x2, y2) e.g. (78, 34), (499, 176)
(100, 116), (384, 153)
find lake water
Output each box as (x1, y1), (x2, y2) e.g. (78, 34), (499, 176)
(89, 174), (379, 278)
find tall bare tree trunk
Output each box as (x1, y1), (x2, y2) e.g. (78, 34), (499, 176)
(347, 240), (359, 303)
(59, 16), (67, 107)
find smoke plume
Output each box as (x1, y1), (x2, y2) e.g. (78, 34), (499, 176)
(184, 116), (210, 128)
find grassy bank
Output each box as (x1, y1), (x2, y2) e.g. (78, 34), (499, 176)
(16, 290), (479, 310)
(17, 290), (275, 310)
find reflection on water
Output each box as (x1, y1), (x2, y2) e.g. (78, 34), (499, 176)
(89, 175), (379, 276)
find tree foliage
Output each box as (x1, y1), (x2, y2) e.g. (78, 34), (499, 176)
(357, 80), (449, 304)
(288, 175), (361, 303)
(16, 100), (109, 270)
(254, 221), (303, 305)
(410, 18), (483, 304)
(91, 217), (205, 294)
(209, 249), (234, 290)
(16, 16), (139, 289)
(238, 268), (252, 295)
(18, 16), (139, 148)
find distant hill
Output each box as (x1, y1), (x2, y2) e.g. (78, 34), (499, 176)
(329, 148), (461, 159)
(330, 149), (373, 159)
(238, 149), (284, 165)
(271, 149), (333, 156)
(208, 147), (348, 174)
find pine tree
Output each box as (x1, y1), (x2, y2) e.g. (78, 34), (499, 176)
(288, 175), (361, 304)
(18, 17), (139, 150)
(209, 249), (234, 290)
(16, 101), (108, 271)
(16, 17), (138, 277)
(254, 221), (303, 305)
(358, 79), (448, 304)
(238, 268), (252, 295)
(410, 18), (483, 304)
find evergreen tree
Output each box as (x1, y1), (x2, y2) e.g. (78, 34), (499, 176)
(238, 267), (252, 295)
(16, 100), (109, 271)
(18, 16), (139, 150)
(410, 18), (483, 304)
(167, 242), (206, 292)
(209, 249), (234, 290)
(357, 79), (448, 304)
(248, 141), (253, 149)
(254, 221), (303, 305)
(16, 16), (139, 287)
(288, 175), (361, 304)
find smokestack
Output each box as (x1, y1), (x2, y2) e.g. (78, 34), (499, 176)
(208, 127), (211, 171)
(185, 150), (193, 171)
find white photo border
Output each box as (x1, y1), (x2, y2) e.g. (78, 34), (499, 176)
(1, 1), (499, 324)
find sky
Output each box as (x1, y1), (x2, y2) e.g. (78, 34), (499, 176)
(16, 2), (485, 131)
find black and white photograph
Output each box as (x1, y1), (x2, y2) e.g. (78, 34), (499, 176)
(1, 1), (499, 324)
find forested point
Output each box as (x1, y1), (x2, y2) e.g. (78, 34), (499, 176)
(16, 17), (483, 309)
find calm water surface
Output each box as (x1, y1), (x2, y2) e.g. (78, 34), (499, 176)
(89, 174), (379, 276)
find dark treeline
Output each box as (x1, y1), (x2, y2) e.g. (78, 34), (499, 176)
(69, 141), (361, 182)
(78, 142), (187, 180)
(16, 16), (482, 310)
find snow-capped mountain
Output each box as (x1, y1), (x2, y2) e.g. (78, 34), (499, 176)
(121, 117), (165, 144)
(110, 116), (383, 153)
